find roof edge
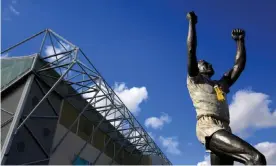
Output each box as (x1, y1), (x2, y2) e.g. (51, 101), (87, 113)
(1, 54), (39, 93)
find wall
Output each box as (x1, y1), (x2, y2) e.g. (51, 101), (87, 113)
(49, 124), (118, 165)
(150, 154), (168, 165)
(1, 56), (169, 165)
(3, 76), (62, 165)
(1, 80), (26, 148)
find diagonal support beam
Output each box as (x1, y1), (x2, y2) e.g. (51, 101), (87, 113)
(1, 108), (14, 116)
(1, 29), (46, 54)
(34, 78), (59, 115)
(39, 30), (48, 55)
(15, 61), (76, 134)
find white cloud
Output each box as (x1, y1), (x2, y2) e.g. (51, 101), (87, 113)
(197, 155), (210, 166)
(145, 113), (171, 129)
(3, 16), (12, 21)
(197, 141), (276, 165)
(255, 142), (276, 164)
(82, 82), (121, 127)
(196, 89), (276, 165)
(9, 5), (19, 15)
(82, 82), (148, 130)
(229, 89), (276, 135)
(3, 0), (19, 21)
(83, 82), (148, 116)
(44, 41), (74, 76)
(159, 136), (181, 155)
(128, 130), (147, 145)
(114, 82), (148, 115)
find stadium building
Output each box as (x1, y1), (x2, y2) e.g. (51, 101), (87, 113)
(0, 29), (172, 165)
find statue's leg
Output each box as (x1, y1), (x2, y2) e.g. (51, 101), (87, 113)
(207, 129), (266, 165)
(210, 152), (234, 165)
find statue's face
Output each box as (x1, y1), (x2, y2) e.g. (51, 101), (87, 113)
(198, 60), (214, 77)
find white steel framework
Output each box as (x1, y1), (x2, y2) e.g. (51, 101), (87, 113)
(1, 29), (171, 165)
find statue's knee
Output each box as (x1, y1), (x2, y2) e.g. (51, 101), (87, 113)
(253, 152), (266, 165)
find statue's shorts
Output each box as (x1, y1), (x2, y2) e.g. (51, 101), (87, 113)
(196, 115), (231, 149)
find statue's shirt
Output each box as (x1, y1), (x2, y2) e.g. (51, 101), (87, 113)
(187, 74), (230, 123)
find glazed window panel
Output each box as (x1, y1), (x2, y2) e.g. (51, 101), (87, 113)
(114, 142), (124, 164)
(92, 129), (105, 150)
(78, 115), (93, 141)
(59, 100), (78, 133)
(105, 138), (114, 158)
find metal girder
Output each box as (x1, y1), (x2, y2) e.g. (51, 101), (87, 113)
(1, 108), (14, 115)
(23, 123), (49, 157)
(91, 118), (126, 165)
(72, 105), (118, 164)
(95, 117), (130, 123)
(126, 143), (145, 148)
(65, 89), (99, 98)
(1, 29), (172, 165)
(1, 117), (13, 128)
(15, 61), (77, 134)
(1, 30), (46, 54)
(22, 158), (50, 165)
(38, 62), (72, 73)
(106, 127), (139, 134)
(22, 115), (59, 119)
(1, 75), (35, 164)
(116, 135), (144, 141)
(109, 127), (139, 165)
(51, 89), (102, 154)
(34, 78), (59, 115)
(40, 50), (74, 69)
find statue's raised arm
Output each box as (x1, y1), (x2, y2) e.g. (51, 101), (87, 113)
(185, 13), (266, 165)
(220, 29), (246, 87)
(186, 11), (199, 77)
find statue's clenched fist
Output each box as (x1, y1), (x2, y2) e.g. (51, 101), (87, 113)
(232, 29), (245, 41)
(186, 11), (197, 24)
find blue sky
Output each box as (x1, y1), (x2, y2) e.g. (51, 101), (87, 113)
(2, 0), (276, 164)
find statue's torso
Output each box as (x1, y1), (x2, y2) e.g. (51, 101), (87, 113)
(187, 75), (230, 123)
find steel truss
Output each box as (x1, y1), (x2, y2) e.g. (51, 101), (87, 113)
(1, 29), (171, 165)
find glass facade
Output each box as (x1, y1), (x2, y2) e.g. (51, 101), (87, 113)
(59, 100), (125, 163)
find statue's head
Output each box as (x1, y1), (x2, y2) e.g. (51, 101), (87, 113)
(198, 60), (214, 77)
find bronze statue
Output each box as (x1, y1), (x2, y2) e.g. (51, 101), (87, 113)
(186, 11), (266, 165)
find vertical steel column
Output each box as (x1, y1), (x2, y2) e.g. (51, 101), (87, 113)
(1, 75), (35, 164)
(108, 128), (138, 164)
(91, 119), (125, 165)
(109, 130), (144, 165)
(136, 154), (144, 165)
(71, 106), (116, 163)
(136, 145), (153, 165)
(50, 89), (101, 154)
